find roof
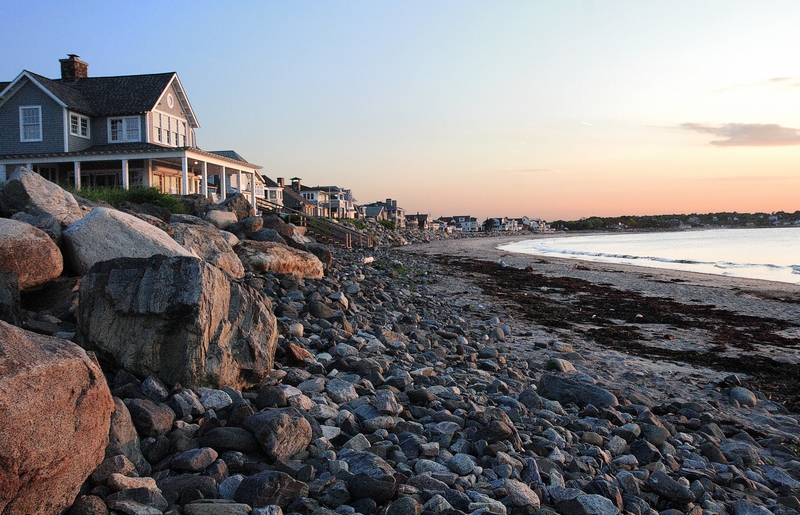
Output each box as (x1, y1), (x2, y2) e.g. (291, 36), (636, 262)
(364, 206), (385, 217)
(27, 71), (177, 117)
(211, 150), (249, 162)
(260, 175), (280, 187)
(2, 69), (199, 127)
(0, 142), (261, 168)
(282, 187), (307, 206)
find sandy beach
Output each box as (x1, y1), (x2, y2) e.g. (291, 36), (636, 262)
(401, 234), (800, 415)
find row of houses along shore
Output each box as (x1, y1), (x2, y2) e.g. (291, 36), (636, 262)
(0, 55), (550, 233)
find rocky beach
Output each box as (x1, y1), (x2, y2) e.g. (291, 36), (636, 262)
(1, 168), (799, 515)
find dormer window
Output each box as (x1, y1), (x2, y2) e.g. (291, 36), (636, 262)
(109, 116), (140, 142)
(70, 113), (90, 138)
(20, 106), (42, 142)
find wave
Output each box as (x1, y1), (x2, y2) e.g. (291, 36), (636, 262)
(502, 236), (800, 284)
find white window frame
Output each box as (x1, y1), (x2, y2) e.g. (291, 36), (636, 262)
(108, 116), (141, 142)
(69, 112), (90, 139)
(19, 106), (42, 142)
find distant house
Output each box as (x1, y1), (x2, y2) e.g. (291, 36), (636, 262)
(259, 175), (285, 208)
(360, 204), (387, 221)
(436, 215), (477, 232)
(297, 184), (358, 219)
(0, 55), (262, 205)
(361, 198), (405, 228)
(280, 177), (313, 215)
(406, 213), (430, 230)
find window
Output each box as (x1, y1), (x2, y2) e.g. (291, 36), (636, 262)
(20, 106), (42, 142)
(70, 113), (90, 138)
(109, 116), (141, 142)
(181, 122), (187, 146)
(155, 113), (163, 143)
(166, 117), (171, 145)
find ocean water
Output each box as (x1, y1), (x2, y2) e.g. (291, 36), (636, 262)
(498, 227), (800, 285)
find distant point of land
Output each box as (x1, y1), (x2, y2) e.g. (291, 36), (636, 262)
(551, 210), (800, 232)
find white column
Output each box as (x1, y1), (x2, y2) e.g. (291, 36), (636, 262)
(25, 163), (33, 170)
(181, 156), (189, 195)
(219, 167), (227, 201)
(201, 162), (208, 197)
(121, 159), (130, 190)
(250, 172), (256, 207)
(143, 159), (152, 187)
(236, 169), (243, 196)
(74, 161), (82, 190)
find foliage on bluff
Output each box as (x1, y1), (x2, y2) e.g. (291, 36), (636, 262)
(552, 210), (800, 231)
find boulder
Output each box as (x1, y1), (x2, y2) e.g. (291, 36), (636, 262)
(244, 407), (313, 461)
(250, 228), (287, 245)
(171, 222), (245, 279)
(0, 167), (84, 241)
(76, 255), (278, 390)
(304, 243), (333, 268)
(537, 373), (618, 408)
(204, 209), (239, 230)
(0, 321), (114, 515)
(0, 218), (63, 290)
(219, 193), (255, 221)
(234, 470), (309, 508)
(229, 216), (264, 239)
(235, 241), (324, 279)
(62, 207), (193, 275)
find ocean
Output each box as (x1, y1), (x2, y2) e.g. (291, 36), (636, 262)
(498, 227), (800, 285)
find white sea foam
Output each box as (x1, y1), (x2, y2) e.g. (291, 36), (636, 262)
(499, 227), (800, 285)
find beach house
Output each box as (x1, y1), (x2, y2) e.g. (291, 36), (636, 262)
(0, 55), (262, 205)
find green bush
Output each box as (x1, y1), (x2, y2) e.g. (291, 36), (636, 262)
(66, 186), (189, 214)
(378, 219), (396, 231)
(340, 218), (367, 230)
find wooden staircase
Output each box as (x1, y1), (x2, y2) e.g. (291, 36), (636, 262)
(256, 198), (373, 249)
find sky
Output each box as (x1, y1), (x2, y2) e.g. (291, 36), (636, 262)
(2, 1), (800, 221)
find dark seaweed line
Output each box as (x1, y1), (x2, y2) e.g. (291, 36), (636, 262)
(434, 256), (800, 413)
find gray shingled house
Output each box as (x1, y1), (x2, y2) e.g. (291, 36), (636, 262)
(0, 55), (262, 205)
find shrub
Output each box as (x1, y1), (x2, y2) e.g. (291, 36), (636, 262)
(66, 186), (189, 214)
(378, 219), (396, 231)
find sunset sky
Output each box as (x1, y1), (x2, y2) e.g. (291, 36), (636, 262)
(2, 1), (799, 221)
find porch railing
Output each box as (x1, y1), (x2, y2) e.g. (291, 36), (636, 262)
(256, 198), (373, 249)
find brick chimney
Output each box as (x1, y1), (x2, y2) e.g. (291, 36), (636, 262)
(291, 177), (302, 192)
(59, 54), (88, 82)
(277, 177), (285, 187)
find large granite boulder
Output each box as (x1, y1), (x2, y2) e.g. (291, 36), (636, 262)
(0, 218), (63, 290)
(0, 321), (114, 515)
(76, 255), (278, 390)
(235, 241), (324, 279)
(218, 193), (254, 221)
(0, 167), (84, 242)
(0, 271), (21, 325)
(63, 207), (193, 275)
(171, 222), (245, 279)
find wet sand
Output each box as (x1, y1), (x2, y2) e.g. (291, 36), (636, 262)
(401, 234), (800, 413)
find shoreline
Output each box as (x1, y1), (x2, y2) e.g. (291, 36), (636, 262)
(400, 235), (800, 414)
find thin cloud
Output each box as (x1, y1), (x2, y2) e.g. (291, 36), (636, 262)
(694, 175), (800, 182)
(714, 76), (800, 93)
(680, 123), (800, 147)
(491, 168), (557, 174)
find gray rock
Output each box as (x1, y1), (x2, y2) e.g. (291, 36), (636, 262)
(76, 255), (278, 390)
(387, 496), (422, 515)
(537, 373), (618, 408)
(197, 427), (261, 454)
(171, 447), (219, 472)
(234, 470), (309, 508)
(448, 453), (475, 475)
(124, 398), (175, 438)
(326, 378), (358, 403)
(557, 494), (619, 515)
(219, 474), (246, 500)
(171, 222), (245, 278)
(505, 479), (541, 508)
(63, 207), (193, 275)
(733, 500), (775, 515)
(730, 387), (758, 407)
(646, 470), (694, 503)
(244, 407), (313, 461)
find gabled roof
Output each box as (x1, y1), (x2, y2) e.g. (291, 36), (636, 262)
(282, 187), (307, 206)
(364, 205), (385, 217)
(1, 69), (199, 127)
(260, 175), (280, 187)
(211, 150), (248, 162)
